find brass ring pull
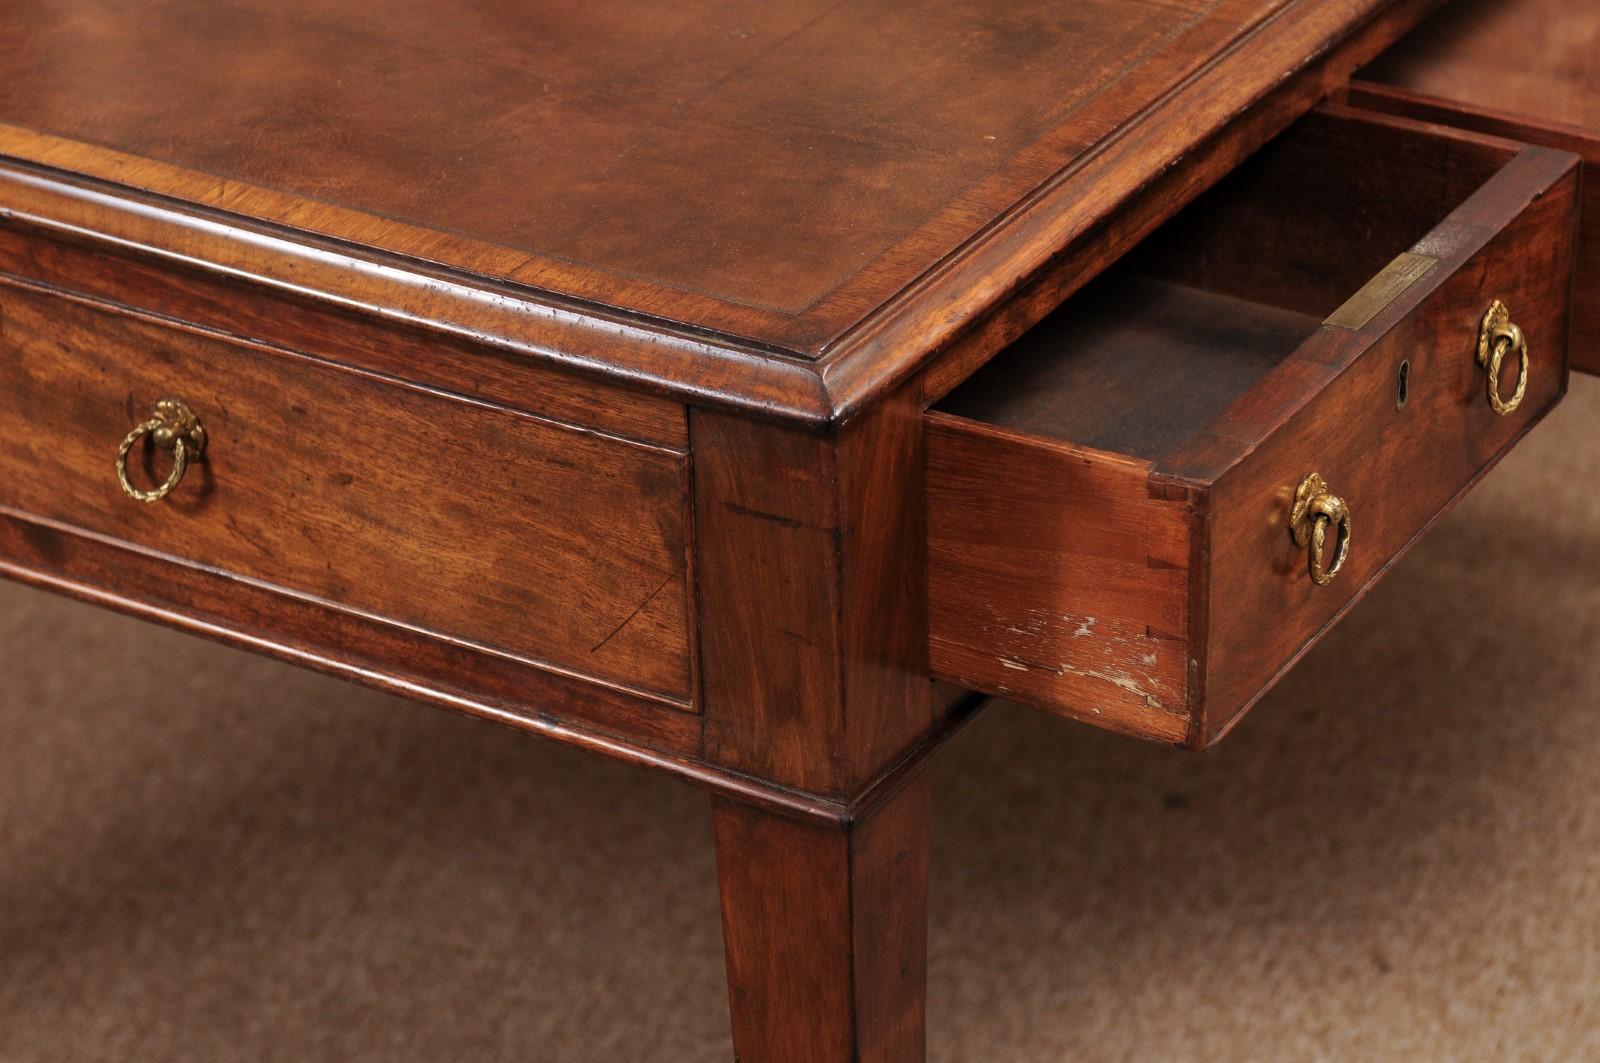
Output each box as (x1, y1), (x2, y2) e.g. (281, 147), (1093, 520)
(1476, 300), (1529, 416)
(1289, 473), (1352, 587)
(116, 397), (207, 503)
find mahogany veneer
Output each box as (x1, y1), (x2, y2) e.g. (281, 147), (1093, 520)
(1355, 0), (1600, 373)
(0, 282), (697, 706)
(928, 108), (1578, 744)
(0, 1), (1588, 1059)
(0, 0), (1449, 422)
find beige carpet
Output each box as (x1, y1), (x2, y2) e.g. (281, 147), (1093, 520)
(2, 378), (1599, 1063)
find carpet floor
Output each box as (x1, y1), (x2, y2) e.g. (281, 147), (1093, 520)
(2, 378), (1598, 1062)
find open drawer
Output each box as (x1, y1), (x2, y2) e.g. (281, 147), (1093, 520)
(925, 105), (1580, 747)
(1353, 0), (1600, 373)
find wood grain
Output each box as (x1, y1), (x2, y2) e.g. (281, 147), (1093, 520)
(0, 505), (705, 754)
(936, 275), (1321, 463)
(695, 389), (934, 795)
(897, 0), (1449, 412)
(927, 108), (1580, 745)
(0, 496), (990, 832)
(1354, 0), (1600, 373)
(715, 770), (930, 1063)
(0, 162), (833, 426)
(925, 416), (1195, 743)
(0, 218), (690, 448)
(0, 8), (1557, 1058)
(694, 412), (847, 791)
(0, 0), (1443, 424)
(1124, 108), (1525, 319)
(1181, 143), (1581, 743)
(0, 281), (696, 704)
(0, 0), (1334, 342)
(1362, 0), (1600, 131)
(1344, 84), (1600, 376)
(834, 387), (937, 788)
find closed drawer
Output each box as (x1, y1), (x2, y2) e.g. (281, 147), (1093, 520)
(926, 106), (1580, 746)
(1354, 0), (1600, 373)
(0, 283), (695, 707)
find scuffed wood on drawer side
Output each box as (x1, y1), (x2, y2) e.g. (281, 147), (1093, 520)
(925, 413), (1194, 743)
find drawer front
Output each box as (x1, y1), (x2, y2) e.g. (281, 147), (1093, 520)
(0, 283), (695, 704)
(1188, 177), (1575, 739)
(928, 108), (1581, 746)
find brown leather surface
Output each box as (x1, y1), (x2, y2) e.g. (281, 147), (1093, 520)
(0, 0), (1359, 352)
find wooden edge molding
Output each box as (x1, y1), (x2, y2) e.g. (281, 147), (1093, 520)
(0, 536), (988, 828)
(887, 0), (1450, 413)
(1343, 81), (1600, 156)
(0, 159), (837, 424)
(0, 0), (1445, 431)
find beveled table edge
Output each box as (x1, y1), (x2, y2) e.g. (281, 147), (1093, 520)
(0, 0), (1444, 430)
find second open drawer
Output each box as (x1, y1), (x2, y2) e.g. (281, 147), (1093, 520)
(926, 105), (1580, 747)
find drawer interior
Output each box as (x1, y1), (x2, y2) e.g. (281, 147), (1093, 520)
(927, 104), (1578, 745)
(937, 108), (1522, 460)
(1352, 0), (1600, 375)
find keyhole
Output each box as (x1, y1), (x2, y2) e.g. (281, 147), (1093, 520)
(1396, 359), (1410, 410)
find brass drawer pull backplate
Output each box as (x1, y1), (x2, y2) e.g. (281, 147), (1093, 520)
(116, 397), (207, 503)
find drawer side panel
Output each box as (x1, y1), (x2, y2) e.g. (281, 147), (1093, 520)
(925, 413), (1193, 743)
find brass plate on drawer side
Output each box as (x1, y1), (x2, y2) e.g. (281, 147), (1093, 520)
(1325, 252), (1440, 330)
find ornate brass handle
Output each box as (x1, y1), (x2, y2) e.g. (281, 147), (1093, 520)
(1476, 300), (1529, 416)
(1289, 473), (1351, 587)
(116, 397), (207, 503)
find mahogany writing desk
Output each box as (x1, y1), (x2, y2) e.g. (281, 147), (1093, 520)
(0, 1), (1592, 1058)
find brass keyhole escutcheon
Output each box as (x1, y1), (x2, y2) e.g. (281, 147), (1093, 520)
(116, 397), (207, 503)
(1288, 473), (1351, 587)
(1476, 300), (1529, 416)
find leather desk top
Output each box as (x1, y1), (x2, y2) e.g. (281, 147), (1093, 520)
(0, 0), (1436, 420)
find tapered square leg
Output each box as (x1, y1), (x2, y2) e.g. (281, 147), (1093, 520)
(713, 773), (930, 1063)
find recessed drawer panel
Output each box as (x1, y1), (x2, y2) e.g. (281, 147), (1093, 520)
(926, 106), (1580, 746)
(0, 284), (695, 706)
